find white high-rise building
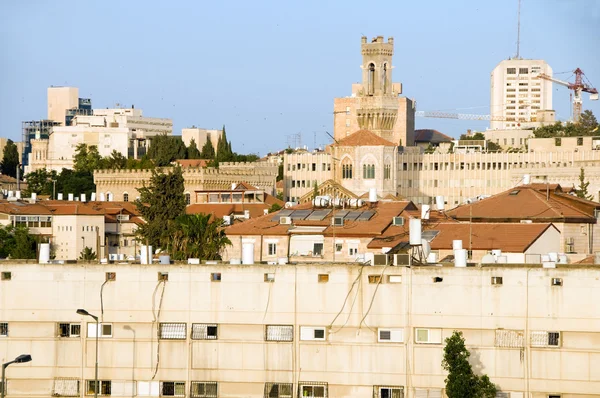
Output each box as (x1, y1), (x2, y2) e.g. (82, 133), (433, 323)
(490, 59), (553, 130)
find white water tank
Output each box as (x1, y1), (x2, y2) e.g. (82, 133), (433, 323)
(15, 191), (21, 199)
(80, 193), (86, 202)
(159, 255), (170, 265)
(68, 193), (74, 201)
(31, 193), (37, 201)
(454, 249), (467, 267)
(452, 240), (463, 250)
(99, 193), (105, 201)
(421, 204), (430, 219)
(435, 196), (445, 211)
(548, 252), (558, 262)
(223, 216), (231, 225)
(523, 174), (531, 185)
(242, 242), (254, 264)
(409, 218), (422, 245)
(107, 193), (113, 202)
(7, 191), (13, 198)
(57, 193), (63, 201)
(421, 239), (431, 257)
(369, 188), (377, 202)
(231, 183), (236, 190)
(39, 243), (51, 264)
(91, 192), (96, 201)
(244, 210), (250, 219)
(427, 252), (438, 263)
(140, 245), (153, 264)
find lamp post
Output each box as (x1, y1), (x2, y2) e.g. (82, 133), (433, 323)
(1, 354), (32, 398)
(77, 309), (98, 398)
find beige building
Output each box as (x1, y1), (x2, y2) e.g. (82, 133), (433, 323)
(0, 138), (24, 166)
(47, 87), (79, 125)
(490, 59), (553, 130)
(93, 162), (279, 204)
(333, 36), (415, 147)
(283, 150), (333, 202)
(482, 129), (534, 150)
(1, 262), (600, 397)
(181, 127), (223, 152)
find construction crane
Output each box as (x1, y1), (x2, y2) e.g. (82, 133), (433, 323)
(415, 111), (530, 123)
(534, 68), (598, 122)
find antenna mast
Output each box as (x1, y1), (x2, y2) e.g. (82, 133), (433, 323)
(516, 0), (521, 59)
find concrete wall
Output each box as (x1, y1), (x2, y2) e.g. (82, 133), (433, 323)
(1, 263), (600, 397)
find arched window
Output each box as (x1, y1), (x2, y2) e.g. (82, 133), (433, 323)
(368, 63), (375, 95)
(384, 164), (391, 180)
(185, 192), (191, 205)
(363, 164), (375, 179)
(383, 63), (388, 94)
(341, 158), (353, 179)
(123, 193), (129, 202)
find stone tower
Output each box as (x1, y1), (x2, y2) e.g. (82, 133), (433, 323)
(333, 36), (415, 146)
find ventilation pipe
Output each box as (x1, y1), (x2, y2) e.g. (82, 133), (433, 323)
(454, 249), (467, 267)
(435, 196), (445, 211)
(523, 174), (531, 185)
(409, 218), (422, 245)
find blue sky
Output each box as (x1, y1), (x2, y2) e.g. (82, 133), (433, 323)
(1, 0), (599, 155)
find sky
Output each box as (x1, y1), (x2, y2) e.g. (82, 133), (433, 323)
(1, 0), (599, 156)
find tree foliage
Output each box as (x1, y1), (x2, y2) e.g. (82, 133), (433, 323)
(200, 139), (215, 159)
(79, 247), (97, 261)
(442, 331), (497, 398)
(576, 167), (594, 201)
(171, 213), (231, 260)
(73, 143), (103, 173)
(187, 138), (202, 159)
(24, 167), (95, 198)
(459, 132), (501, 152)
(147, 134), (187, 166)
(1, 139), (20, 178)
(104, 150), (127, 169)
(0, 225), (37, 259)
(533, 110), (599, 138)
(135, 167), (187, 250)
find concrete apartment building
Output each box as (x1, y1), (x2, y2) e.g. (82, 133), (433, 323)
(181, 128), (223, 152)
(1, 262), (600, 397)
(490, 59), (553, 130)
(333, 36), (415, 147)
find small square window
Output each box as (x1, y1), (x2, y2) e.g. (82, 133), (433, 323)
(0, 322), (8, 337)
(105, 272), (116, 281)
(264, 273), (275, 282)
(266, 325), (293, 342)
(318, 274), (329, 283)
(433, 277), (443, 283)
(58, 323), (81, 337)
(160, 381), (185, 397)
(268, 243), (277, 256)
(387, 275), (402, 283)
(368, 275), (382, 284)
(335, 243), (342, 252)
(211, 273), (221, 282)
(264, 382), (292, 398)
(491, 276), (503, 285)
(86, 380), (111, 396)
(190, 381), (217, 398)
(1, 272), (11, 281)
(159, 323), (186, 339)
(551, 278), (562, 286)
(192, 324), (218, 340)
(87, 323), (112, 338)
(158, 272), (169, 281)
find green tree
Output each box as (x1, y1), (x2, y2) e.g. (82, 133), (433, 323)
(79, 247), (97, 261)
(125, 155), (155, 170)
(147, 134), (187, 166)
(0, 139), (20, 178)
(187, 138), (202, 159)
(0, 225), (37, 259)
(56, 169), (96, 198)
(103, 150), (127, 170)
(277, 164), (283, 181)
(268, 203), (282, 213)
(200, 139), (215, 159)
(73, 144), (103, 173)
(135, 167), (187, 251)
(171, 213), (231, 260)
(23, 168), (58, 197)
(0, 225), (15, 258)
(215, 125), (234, 164)
(576, 167), (594, 200)
(459, 132), (501, 152)
(579, 110), (599, 133)
(442, 331), (496, 398)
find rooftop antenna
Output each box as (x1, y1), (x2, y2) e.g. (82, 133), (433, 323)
(516, 0), (521, 59)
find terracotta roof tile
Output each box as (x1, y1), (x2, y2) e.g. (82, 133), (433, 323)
(0, 201), (53, 215)
(334, 130), (396, 147)
(174, 159), (210, 168)
(414, 129), (453, 144)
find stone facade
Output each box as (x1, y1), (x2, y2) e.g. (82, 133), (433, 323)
(93, 162), (279, 203)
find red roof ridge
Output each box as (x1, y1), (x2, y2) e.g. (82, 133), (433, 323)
(334, 129), (396, 147)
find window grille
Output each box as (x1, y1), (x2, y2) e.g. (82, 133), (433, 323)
(190, 382), (217, 398)
(266, 325), (293, 342)
(191, 324), (218, 340)
(53, 378), (80, 397)
(160, 382), (185, 397)
(159, 323), (186, 340)
(373, 386), (404, 398)
(264, 383), (293, 398)
(58, 323), (81, 337)
(0, 322), (8, 337)
(298, 382), (327, 398)
(531, 331), (560, 347)
(86, 380), (111, 396)
(495, 329), (524, 348)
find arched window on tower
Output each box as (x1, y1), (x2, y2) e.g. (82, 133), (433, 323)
(363, 164), (375, 179)
(185, 192), (191, 205)
(383, 63), (388, 94)
(342, 158), (353, 179)
(368, 63), (375, 96)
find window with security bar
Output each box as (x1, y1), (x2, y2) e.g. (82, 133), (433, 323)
(531, 331), (561, 347)
(191, 324), (218, 340)
(494, 329), (524, 348)
(86, 380), (111, 396)
(160, 382), (185, 397)
(159, 323), (186, 340)
(58, 323), (81, 337)
(265, 325), (293, 342)
(0, 322), (7, 337)
(53, 378), (80, 397)
(190, 382), (217, 398)
(298, 382), (327, 398)
(264, 382), (293, 398)
(373, 386), (404, 398)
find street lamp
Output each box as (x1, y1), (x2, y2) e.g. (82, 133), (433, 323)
(1, 354), (32, 398)
(77, 309), (99, 398)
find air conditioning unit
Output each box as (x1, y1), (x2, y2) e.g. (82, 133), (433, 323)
(331, 216), (344, 226)
(280, 216), (292, 225)
(393, 217), (404, 226)
(373, 254), (391, 266)
(105, 272), (116, 281)
(520, 219), (532, 224)
(393, 254), (410, 266)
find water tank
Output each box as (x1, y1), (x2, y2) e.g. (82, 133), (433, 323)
(558, 254), (568, 264)
(39, 243), (51, 264)
(140, 245), (153, 264)
(523, 174), (531, 185)
(435, 196), (445, 211)
(548, 252), (558, 262)
(231, 183), (236, 190)
(421, 239), (431, 257)
(80, 193), (86, 203)
(15, 191), (21, 199)
(409, 218), (422, 245)
(57, 193), (63, 200)
(427, 252), (438, 263)
(452, 240), (463, 250)
(369, 188), (377, 202)
(159, 255), (170, 265)
(242, 242), (254, 264)
(68, 193), (74, 201)
(91, 192), (96, 201)
(107, 193), (113, 202)
(7, 191), (13, 198)
(31, 193), (37, 201)
(99, 193), (105, 201)
(244, 210), (250, 219)
(454, 249), (467, 267)
(421, 204), (430, 220)
(491, 249), (502, 257)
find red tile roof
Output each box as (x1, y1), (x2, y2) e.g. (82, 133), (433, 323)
(429, 223), (558, 252)
(174, 159), (210, 168)
(0, 201), (53, 215)
(334, 130), (396, 147)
